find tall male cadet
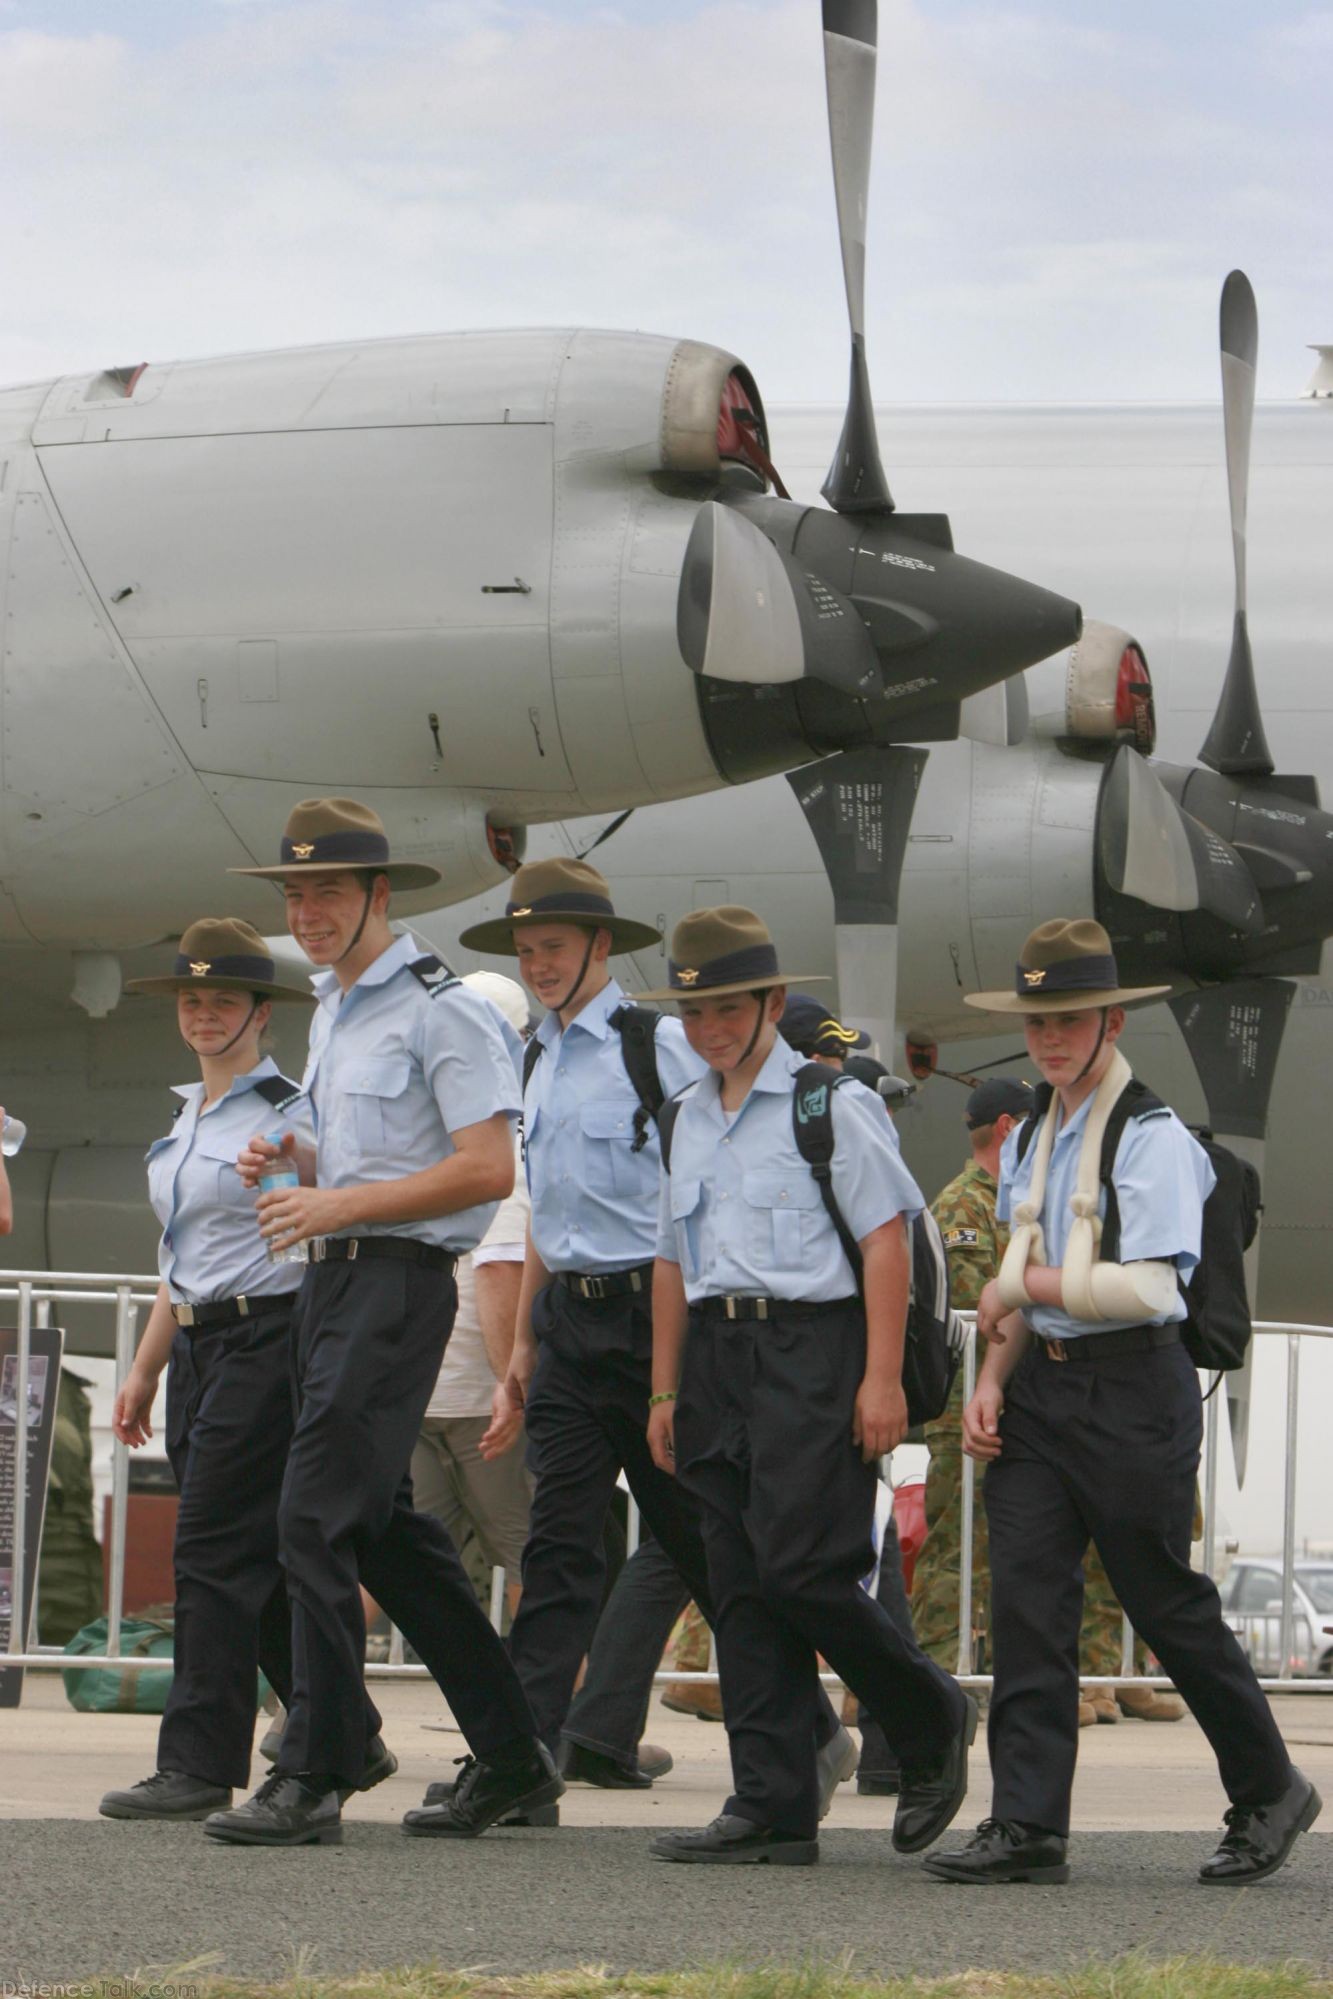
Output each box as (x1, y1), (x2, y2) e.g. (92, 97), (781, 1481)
(204, 799), (558, 1846)
(925, 919), (1319, 1886)
(406, 859), (857, 1825)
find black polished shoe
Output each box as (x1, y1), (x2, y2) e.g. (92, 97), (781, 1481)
(923, 1817), (1070, 1884)
(560, 1739), (653, 1789)
(651, 1814), (819, 1866)
(99, 1769), (232, 1821)
(1199, 1770), (1322, 1885)
(203, 1771), (342, 1846)
(892, 1692), (978, 1853)
(416, 1758), (560, 1826)
(337, 1733), (398, 1803)
(402, 1742), (564, 1837)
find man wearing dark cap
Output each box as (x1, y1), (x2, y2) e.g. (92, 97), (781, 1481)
(779, 993), (870, 1066)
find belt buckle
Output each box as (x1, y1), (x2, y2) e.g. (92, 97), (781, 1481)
(235, 1294), (249, 1317)
(754, 1298), (769, 1322)
(627, 1269), (643, 1294)
(310, 1237), (328, 1263)
(724, 1296), (739, 1321)
(346, 1238), (359, 1262)
(1045, 1337), (1067, 1363)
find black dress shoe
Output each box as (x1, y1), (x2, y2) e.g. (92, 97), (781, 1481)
(337, 1733), (399, 1802)
(651, 1814), (818, 1866)
(99, 1770), (232, 1821)
(402, 1742), (564, 1837)
(892, 1692), (978, 1853)
(922, 1817), (1070, 1884)
(1199, 1770), (1322, 1885)
(559, 1740), (653, 1789)
(203, 1771), (342, 1846)
(417, 1759), (560, 1826)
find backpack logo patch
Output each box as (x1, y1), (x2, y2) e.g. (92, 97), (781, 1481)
(795, 1082), (829, 1125)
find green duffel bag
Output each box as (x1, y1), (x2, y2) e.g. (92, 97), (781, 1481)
(63, 1612), (175, 1714)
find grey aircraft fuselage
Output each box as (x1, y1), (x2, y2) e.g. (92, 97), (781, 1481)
(0, 385), (1330, 1334)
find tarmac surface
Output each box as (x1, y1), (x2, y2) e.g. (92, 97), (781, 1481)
(2, 1678), (1331, 1985)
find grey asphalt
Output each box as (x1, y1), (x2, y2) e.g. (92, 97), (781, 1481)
(5, 1822), (1331, 1986)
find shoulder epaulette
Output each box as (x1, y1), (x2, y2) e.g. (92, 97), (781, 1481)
(408, 953), (460, 998)
(252, 1074), (304, 1115)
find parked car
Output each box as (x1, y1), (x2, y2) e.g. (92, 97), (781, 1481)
(1218, 1560), (1333, 1677)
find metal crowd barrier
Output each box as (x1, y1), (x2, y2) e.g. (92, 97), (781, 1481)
(3, 1273), (1331, 1697)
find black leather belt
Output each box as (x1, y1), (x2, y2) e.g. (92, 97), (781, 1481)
(1039, 1325), (1179, 1363)
(697, 1294), (859, 1324)
(171, 1293), (291, 1330)
(558, 1263), (653, 1302)
(309, 1236), (458, 1275)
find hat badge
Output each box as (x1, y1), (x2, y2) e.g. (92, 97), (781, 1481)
(677, 968), (700, 986)
(189, 960), (211, 977)
(1022, 968), (1047, 987)
(291, 842), (315, 860)
(510, 906), (533, 918)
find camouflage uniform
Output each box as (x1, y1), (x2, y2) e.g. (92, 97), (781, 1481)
(911, 1160), (1137, 1678)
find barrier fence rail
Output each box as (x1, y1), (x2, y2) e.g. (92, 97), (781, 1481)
(3, 1271), (1331, 1695)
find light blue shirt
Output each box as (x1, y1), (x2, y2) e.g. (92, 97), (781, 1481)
(656, 1038), (924, 1303)
(303, 931), (521, 1253)
(146, 1057), (313, 1306)
(997, 1090), (1215, 1342)
(525, 978), (706, 1273)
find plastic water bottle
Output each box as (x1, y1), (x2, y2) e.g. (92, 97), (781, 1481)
(257, 1129), (307, 1266)
(1, 1115), (27, 1158)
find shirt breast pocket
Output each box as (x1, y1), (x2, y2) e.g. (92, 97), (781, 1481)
(741, 1168), (822, 1271)
(194, 1131), (246, 1208)
(579, 1098), (637, 1198)
(669, 1176), (704, 1285)
(342, 1057), (412, 1155)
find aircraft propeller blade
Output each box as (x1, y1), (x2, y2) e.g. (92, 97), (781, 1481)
(1200, 271), (1274, 777)
(676, 501), (880, 697)
(1099, 745), (1264, 936)
(820, 0), (894, 515)
(1168, 980), (1295, 1485)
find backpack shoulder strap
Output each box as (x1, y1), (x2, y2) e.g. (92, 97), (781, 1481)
(522, 1037), (544, 1095)
(656, 1078), (699, 1173)
(1013, 1082), (1054, 1165)
(608, 1003), (666, 1153)
(251, 1073), (304, 1116)
(407, 953), (460, 999)
(1097, 1077), (1167, 1263)
(791, 1063), (864, 1293)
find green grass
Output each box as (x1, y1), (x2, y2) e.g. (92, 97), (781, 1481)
(101, 1956), (1333, 1999)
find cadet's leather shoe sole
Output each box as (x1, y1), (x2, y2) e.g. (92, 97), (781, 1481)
(816, 1724), (860, 1820)
(923, 1820), (1070, 1885)
(893, 1693), (978, 1853)
(651, 1815), (818, 1866)
(1199, 1771), (1322, 1884)
(100, 1770), (232, 1821)
(403, 1742), (564, 1837)
(337, 1734), (398, 1803)
(560, 1740), (653, 1789)
(204, 1774), (342, 1846)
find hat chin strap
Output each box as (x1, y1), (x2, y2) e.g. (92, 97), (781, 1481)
(550, 930), (599, 1017)
(210, 998), (261, 1059)
(738, 995), (769, 1067)
(334, 882), (376, 966)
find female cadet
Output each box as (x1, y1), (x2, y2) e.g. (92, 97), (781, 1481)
(644, 906), (974, 1866)
(925, 918), (1319, 1886)
(99, 918), (390, 1822)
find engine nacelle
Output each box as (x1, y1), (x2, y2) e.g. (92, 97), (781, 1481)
(1026, 619), (1155, 753)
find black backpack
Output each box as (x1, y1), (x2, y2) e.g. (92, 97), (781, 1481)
(659, 1062), (959, 1427)
(523, 1003), (665, 1153)
(1014, 1080), (1259, 1378)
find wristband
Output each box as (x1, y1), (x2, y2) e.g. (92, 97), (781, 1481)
(648, 1390), (677, 1407)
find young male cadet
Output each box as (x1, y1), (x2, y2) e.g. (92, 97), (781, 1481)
(402, 859), (853, 1825)
(925, 918), (1320, 1887)
(203, 799), (559, 1847)
(646, 907), (976, 1866)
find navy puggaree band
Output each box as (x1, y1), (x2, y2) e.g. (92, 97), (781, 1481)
(506, 891), (615, 920)
(173, 951), (276, 982)
(280, 830), (390, 866)
(1014, 953), (1118, 995)
(669, 942), (780, 989)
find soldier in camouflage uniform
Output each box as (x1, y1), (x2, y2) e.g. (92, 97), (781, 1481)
(912, 1080), (1183, 1721)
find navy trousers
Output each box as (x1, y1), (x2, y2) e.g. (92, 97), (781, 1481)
(508, 1279), (717, 1753)
(984, 1337), (1292, 1835)
(675, 1302), (965, 1838)
(277, 1259), (537, 1786)
(160, 1303), (295, 1788)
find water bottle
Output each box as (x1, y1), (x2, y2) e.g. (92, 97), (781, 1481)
(257, 1129), (307, 1266)
(1, 1115), (27, 1158)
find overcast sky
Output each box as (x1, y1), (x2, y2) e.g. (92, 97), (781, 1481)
(0, 0), (1327, 402)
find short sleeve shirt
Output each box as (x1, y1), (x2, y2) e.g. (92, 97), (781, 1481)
(303, 931), (521, 1253)
(656, 1037), (924, 1303)
(146, 1056), (313, 1306)
(997, 1089), (1215, 1342)
(426, 1134), (530, 1419)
